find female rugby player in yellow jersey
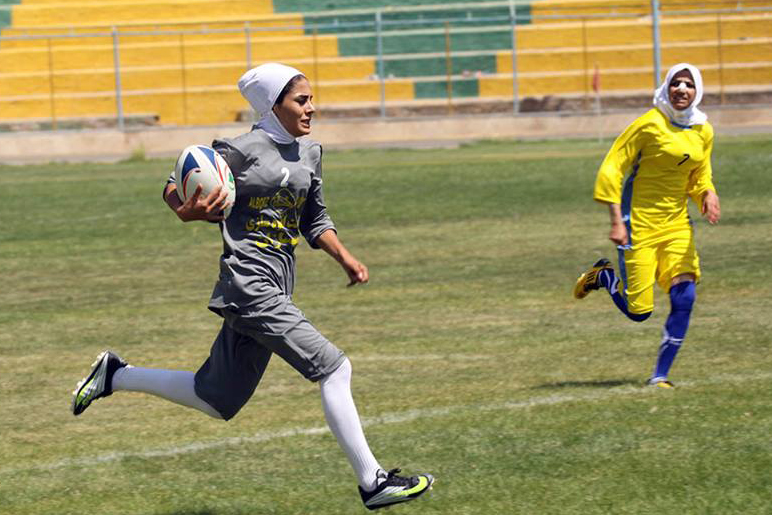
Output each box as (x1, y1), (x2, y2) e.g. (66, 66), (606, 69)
(573, 63), (721, 388)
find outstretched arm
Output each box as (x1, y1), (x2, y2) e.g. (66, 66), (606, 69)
(315, 229), (369, 287)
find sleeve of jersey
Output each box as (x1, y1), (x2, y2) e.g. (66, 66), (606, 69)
(593, 116), (648, 204)
(300, 145), (336, 249)
(212, 138), (246, 172)
(687, 124), (716, 205)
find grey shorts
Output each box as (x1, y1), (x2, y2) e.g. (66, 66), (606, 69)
(194, 295), (345, 420)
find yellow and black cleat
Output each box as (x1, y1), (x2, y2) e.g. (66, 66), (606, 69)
(573, 258), (613, 299)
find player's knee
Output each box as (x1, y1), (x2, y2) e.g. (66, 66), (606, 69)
(321, 357), (352, 386)
(195, 383), (253, 421)
(628, 311), (652, 322)
(670, 281), (696, 311)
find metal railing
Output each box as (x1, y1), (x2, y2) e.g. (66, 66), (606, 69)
(0, 0), (770, 131)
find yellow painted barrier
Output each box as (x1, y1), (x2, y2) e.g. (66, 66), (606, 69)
(11, 0), (275, 27)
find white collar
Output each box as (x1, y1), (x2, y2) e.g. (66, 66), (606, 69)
(257, 110), (296, 144)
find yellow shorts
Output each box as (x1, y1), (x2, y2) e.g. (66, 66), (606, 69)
(619, 228), (701, 314)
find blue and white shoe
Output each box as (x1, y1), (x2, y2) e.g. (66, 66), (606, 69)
(359, 468), (434, 511)
(71, 350), (127, 416)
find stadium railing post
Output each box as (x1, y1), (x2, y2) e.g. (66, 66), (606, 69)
(509, 0), (519, 114)
(46, 37), (57, 131)
(244, 21), (252, 71)
(179, 32), (188, 126)
(312, 25), (320, 112)
(650, 0), (662, 87)
(444, 21), (453, 115)
(582, 18), (589, 112)
(375, 10), (386, 119)
(716, 13), (725, 105)
(111, 27), (125, 132)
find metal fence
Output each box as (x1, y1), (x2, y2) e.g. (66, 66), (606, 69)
(0, 0), (770, 131)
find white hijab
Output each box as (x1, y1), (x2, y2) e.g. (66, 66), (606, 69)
(653, 63), (707, 127)
(238, 63), (305, 144)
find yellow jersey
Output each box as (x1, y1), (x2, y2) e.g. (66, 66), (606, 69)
(594, 108), (716, 244)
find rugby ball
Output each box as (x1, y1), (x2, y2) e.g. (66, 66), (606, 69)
(174, 145), (236, 218)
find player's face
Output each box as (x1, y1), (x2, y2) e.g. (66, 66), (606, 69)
(273, 78), (315, 137)
(668, 70), (696, 111)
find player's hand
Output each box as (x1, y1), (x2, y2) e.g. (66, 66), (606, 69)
(609, 222), (629, 246)
(175, 185), (230, 222)
(341, 256), (369, 287)
(702, 190), (721, 225)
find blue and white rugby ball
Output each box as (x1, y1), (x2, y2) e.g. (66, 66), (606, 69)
(174, 145), (236, 218)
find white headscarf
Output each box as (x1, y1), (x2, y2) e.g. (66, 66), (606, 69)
(653, 63), (707, 127)
(238, 63), (305, 144)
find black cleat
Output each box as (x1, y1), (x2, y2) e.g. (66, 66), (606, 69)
(359, 468), (434, 511)
(71, 350), (127, 416)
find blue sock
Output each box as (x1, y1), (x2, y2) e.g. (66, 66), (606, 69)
(599, 268), (651, 322)
(652, 281), (696, 381)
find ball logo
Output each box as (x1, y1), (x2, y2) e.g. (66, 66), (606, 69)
(174, 145), (237, 218)
(182, 166), (203, 199)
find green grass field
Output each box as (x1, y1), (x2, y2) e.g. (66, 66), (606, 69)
(1, 136), (771, 514)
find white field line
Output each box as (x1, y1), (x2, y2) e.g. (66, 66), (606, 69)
(3, 371), (770, 476)
(352, 353), (494, 362)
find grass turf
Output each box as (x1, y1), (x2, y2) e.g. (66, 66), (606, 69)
(0, 136), (770, 514)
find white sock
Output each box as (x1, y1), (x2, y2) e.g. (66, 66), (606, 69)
(320, 358), (382, 491)
(112, 366), (223, 420)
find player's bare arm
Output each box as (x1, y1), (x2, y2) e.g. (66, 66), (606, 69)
(316, 229), (369, 286)
(163, 183), (229, 222)
(606, 203), (629, 246)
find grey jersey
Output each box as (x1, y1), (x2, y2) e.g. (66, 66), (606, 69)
(175, 129), (335, 312)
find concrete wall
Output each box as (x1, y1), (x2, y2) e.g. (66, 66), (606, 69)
(2, 105), (771, 164)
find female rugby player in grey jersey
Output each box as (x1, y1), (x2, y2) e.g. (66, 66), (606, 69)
(72, 63), (433, 511)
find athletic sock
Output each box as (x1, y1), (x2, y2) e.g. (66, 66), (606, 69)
(653, 281), (695, 380)
(319, 358), (383, 492)
(599, 268), (651, 322)
(652, 337), (681, 382)
(112, 366), (223, 419)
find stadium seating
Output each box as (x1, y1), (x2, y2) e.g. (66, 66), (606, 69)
(0, 0), (770, 126)
(7, 0), (274, 27)
(482, 12), (772, 98)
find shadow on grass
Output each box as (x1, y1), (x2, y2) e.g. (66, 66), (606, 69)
(533, 378), (642, 389)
